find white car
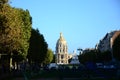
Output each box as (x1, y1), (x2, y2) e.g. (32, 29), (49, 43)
(104, 65), (116, 69)
(48, 63), (58, 69)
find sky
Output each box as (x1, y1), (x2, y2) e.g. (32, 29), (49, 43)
(10, 0), (120, 53)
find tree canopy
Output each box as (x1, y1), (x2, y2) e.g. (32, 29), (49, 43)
(43, 49), (54, 65)
(28, 28), (48, 64)
(78, 49), (112, 63)
(78, 50), (97, 64)
(97, 51), (112, 62)
(0, 0), (8, 4)
(0, 1), (32, 62)
(113, 34), (120, 61)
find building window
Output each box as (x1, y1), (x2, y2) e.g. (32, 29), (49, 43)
(60, 49), (61, 53)
(63, 49), (64, 52)
(61, 60), (63, 63)
(58, 61), (60, 63)
(61, 55), (64, 59)
(59, 44), (61, 48)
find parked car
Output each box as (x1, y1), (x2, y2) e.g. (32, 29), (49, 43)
(104, 65), (116, 69)
(96, 63), (104, 69)
(48, 63), (58, 69)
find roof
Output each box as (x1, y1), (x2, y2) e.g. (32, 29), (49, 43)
(57, 33), (67, 45)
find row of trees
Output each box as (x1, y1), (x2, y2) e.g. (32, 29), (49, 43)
(78, 50), (112, 64)
(0, 0), (54, 70)
(78, 34), (120, 64)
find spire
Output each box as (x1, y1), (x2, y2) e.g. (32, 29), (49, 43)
(60, 32), (63, 38)
(60, 32), (64, 40)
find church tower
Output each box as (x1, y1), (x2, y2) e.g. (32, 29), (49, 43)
(55, 33), (68, 64)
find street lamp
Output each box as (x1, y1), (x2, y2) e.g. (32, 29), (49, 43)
(77, 48), (83, 55)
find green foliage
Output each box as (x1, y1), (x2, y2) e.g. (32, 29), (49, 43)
(43, 49), (54, 65)
(0, 0), (8, 4)
(78, 49), (112, 63)
(16, 9), (32, 60)
(97, 51), (112, 62)
(0, 4), (21, 54)
(28, 28), (48, 64)
(113, 34), (120, 61)
(78, 50), (97, 64)
(0, 2), (32, 62)
(51, 54), (55, 63)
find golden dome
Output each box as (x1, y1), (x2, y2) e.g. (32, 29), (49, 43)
(57, 33), (67, 45)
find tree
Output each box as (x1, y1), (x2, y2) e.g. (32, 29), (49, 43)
(0, 1), (32, 70)
(78, 49), (97, 64)
(10, 9), (32, 65)
(0, 0), (8, 4)
(78, 49), (113, 63)
(28, 28), (48, 64)
(51, 54), (55, 63)
(99, 51), (112, 62)
(0, 3), (22, 65)
(14, 9), (32, 61)
(0, 2), (21, 53)
(113, 34), (120, 61)
(0, 8), (32, 60)
(43, 49), (54, 65)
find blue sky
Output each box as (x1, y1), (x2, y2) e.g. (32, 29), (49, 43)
(10, 0), (120, 53)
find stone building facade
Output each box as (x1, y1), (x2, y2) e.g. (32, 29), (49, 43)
(55, 33), (68, 64)
(98, 30), (120, 52)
